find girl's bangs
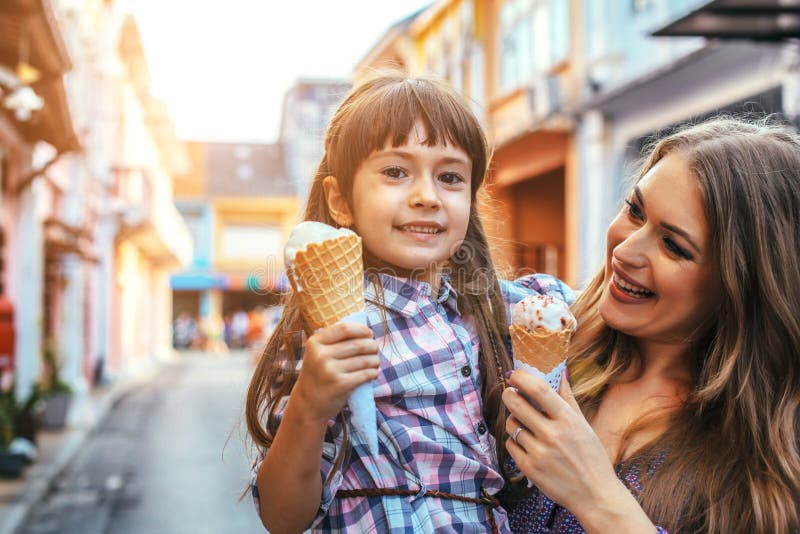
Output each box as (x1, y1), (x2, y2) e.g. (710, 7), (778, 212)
(333, 78), (486, 187)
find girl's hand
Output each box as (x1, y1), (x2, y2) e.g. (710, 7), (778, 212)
(292, 322), (380, 425)
(502, 371), (626, 520)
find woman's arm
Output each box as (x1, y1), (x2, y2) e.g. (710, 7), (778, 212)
(503, 371), (659, 534)
(256, 322), (379, 533)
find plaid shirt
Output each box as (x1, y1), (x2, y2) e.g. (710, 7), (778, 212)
(252, 272), (574, 532)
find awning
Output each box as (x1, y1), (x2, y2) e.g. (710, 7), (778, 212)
(653, 0), (800, 41)
(170, 273), (228, 291)
(170, 271), (289, 292)
(0, 0), (80, 151)
(43, 217), (99, 263)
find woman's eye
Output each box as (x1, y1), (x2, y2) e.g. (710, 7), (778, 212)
(382, 167), (407, 179)
(625, 199), (644, 221)
(663, 237), (692, 260)
(439, 172), (464, 185)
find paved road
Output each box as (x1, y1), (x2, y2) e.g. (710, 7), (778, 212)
(18, 352), (265, 534)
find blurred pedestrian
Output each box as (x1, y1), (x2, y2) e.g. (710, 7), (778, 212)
(502, 117), (800, 533)
(172, 313), (196, 350)
(246, 307), (264, 349)
(202, 312), (229, 356)
(231, 309), (250, 349)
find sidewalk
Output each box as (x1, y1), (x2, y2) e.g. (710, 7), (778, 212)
(0, 359), (164, 534)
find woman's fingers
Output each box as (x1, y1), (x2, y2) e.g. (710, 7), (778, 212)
(503, 385), (549, 436)
(506, 370), (569, 419)
(505, 416), (531, 450)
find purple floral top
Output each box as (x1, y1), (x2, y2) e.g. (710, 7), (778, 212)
(504, 453), (669, 533)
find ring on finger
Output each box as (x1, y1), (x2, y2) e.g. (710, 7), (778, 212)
(511, 426), (524, 444)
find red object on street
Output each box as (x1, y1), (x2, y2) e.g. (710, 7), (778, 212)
(0, 297), (15, 371)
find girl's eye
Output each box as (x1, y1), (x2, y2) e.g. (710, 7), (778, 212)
(439, 172), (464, 185)
(663, 237), (693, 260)
(625, 199), (644, 221)
(382, 167), (407, 179)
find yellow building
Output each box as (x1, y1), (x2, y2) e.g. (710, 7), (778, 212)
(171, 142), (299, 340)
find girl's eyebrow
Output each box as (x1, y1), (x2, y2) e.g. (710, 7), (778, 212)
(373, 149), (470, 167)
(634, 185), (702, 254)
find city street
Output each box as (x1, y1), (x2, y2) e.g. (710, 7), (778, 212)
(16, 353), (264, 534)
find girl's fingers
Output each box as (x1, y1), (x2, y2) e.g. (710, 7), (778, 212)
(339, 367), (380, 391)
(507, 370), (568, 419)
(337, 354), (380, 373)
(313, 322), (373, 344)
(329, 337), (379, 360)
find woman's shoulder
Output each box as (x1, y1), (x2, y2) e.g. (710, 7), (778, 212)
(498, 273), (575, 306)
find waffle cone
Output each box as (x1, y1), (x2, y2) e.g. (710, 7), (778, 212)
(287, 233), (364, 330)
(510, 324), (573, 374)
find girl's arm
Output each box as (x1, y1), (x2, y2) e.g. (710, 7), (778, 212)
(503, 371), (659, 534)
(256, 322), (380, 533)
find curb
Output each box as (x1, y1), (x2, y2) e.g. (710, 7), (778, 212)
(0, 361), (162, 534)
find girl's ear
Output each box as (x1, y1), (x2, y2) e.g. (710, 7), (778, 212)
(322, 175), (354, 227)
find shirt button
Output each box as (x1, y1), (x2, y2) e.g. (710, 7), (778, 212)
(461, 365), (472, 377)
(477, 422), (487, 435)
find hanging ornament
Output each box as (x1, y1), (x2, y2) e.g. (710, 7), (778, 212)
(15, 62), (40, 85)
(4, 86), (44, 121)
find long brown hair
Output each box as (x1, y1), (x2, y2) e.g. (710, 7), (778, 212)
(570, 117), (800, 532)
(245, 73), (518, 486)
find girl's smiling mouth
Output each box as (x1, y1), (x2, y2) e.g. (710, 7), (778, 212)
(394, 221), (445, 239)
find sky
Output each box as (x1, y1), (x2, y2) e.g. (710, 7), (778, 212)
(130, 1), (431, 144)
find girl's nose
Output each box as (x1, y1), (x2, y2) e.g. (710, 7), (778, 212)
(409, 176), (441, 209)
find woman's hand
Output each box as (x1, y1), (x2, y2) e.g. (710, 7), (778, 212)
(292, 322), (380, 425)
(503, 371), (657, 533)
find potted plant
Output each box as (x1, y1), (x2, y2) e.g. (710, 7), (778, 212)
(0, 372), (25, 477)
(39, 340), (72, 429)
(13, 384), (43, 445)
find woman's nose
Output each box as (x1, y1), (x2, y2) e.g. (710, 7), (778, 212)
(612, 229), (649, 269)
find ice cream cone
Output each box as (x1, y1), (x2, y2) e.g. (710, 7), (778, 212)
(510, 324), (572, 374)
(286, 233), (363, 330)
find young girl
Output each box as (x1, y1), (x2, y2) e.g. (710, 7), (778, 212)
(244, 73), (572, 532)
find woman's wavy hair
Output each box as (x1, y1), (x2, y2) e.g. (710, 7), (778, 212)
(245, 72), (519, 488)
(570, 117), (800, 532)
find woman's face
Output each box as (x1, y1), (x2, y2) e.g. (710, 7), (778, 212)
(599, 153), (721, 344)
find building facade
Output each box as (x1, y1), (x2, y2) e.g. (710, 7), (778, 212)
(1, 0), (191, 410)
(279, 78), (350, 200)
(171, 141), (299, 340)
(355, 0), (799, 287)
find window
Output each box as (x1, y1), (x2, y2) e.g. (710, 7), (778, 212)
(219, 225), (283, 263)
(632, 0), (656, 13)
(499, 0), (569, 93)
(500, 0), (533, 92)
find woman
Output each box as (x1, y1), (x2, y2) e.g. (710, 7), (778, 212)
(502, 117), (800, 533)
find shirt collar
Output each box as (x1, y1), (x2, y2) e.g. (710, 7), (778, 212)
(364, 271), (460, 317)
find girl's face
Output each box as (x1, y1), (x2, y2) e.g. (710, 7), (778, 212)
(328, 121), (472, 286)
(598, 153), (720, 344)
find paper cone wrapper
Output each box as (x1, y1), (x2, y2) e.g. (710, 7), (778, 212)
(510, 324), (572, 393)
(286, 234), (378, 454)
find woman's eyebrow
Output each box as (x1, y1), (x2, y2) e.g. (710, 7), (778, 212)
(661, 222), (702, 254)
(635, 186), (702, 254)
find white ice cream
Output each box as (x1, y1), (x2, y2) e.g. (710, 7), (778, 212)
(511, 294), (576, 332)
(284, 221), (355, 266)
